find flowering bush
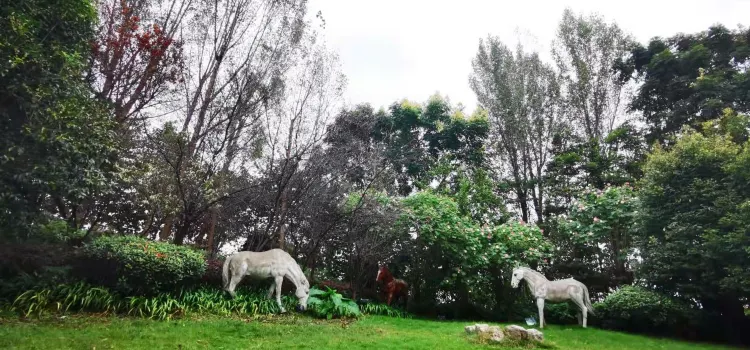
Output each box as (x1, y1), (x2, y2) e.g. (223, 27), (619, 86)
(553, 184), (639, 292)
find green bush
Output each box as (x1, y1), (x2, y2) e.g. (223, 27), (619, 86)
(595, 286), (697, 336)
(307, 287), (360, 319)
(35, 220), (87, 244)
(544, 303), (579, 325)
(78, 236), (206, 296)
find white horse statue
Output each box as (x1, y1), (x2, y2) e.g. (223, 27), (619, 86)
(222, 249), (310, 313)
(510, 267), (595, 328)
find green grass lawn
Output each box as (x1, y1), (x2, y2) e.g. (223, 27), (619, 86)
(0, 314), (736, 350)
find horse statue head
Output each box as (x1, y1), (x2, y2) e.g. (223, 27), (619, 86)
(510, 267), (526, 288)
(376, 265), (392, 283)
(294, 277), (310, 312)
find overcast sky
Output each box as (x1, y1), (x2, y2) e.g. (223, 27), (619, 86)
(307, 0), (750, 113)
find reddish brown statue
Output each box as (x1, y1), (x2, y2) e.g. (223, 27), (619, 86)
(376, 265), (408, 306)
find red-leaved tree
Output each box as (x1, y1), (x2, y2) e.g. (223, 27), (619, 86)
(89, 0), (186, 124)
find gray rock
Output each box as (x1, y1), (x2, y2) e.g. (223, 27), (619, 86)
(526, 328), (544, 341)
(488, 327), (505, 343)
(464, 325), (477, 334)
(504, 325), (529, 340)
(475, 324), (490, 333)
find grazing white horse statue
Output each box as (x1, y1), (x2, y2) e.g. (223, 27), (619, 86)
(222, 249), (310, 313)
(510, 267), (595, 328)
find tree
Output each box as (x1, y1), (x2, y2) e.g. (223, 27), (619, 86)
(238, 42), (345, 251)
(619, 25), (750, 146)
(543, 122), (645, 218)
(89, 0), (186, 124)
(0, 0), (118, 236)
(637, 110), (750, 342)
(553, 8), (631, 142)
(470, 38), (562, 223)
(135, 0), (319, 246)
(543, 9), (642, 221)
(373, 96), (489, 196)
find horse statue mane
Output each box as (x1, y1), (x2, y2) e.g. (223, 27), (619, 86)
(222, 249), (310, 313)
(511, 266), (594, 328)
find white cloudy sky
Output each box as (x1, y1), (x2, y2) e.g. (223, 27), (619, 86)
(307, 0), (750, 113)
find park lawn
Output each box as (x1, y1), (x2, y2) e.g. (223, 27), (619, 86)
(0, 314), (735, 350)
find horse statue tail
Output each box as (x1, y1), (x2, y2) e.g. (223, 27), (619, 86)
(582, 284), (595, 315)
(222, 255), (231, 291)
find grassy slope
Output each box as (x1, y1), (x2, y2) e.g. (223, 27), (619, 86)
(0, 315), (735, 350)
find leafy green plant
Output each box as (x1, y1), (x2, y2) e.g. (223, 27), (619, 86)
(307, 287), (360, 319)
(78, 236), (206, 295)
(35, 220), (87, 244)
(11, 283), (296, 320)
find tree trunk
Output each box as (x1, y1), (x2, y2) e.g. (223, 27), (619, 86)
(517, 189), (530, 223)
(159, 214), (174, 241)
(276, 189), (289, 249)
(206, 207), (217, 257)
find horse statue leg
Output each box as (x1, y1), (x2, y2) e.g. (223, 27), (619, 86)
(537, 298), (545, 329)
(226, 272), (243, 298)
(571, 292), (587, 328)
(274, 275), (286, 313)
(267, 282), (276, 299)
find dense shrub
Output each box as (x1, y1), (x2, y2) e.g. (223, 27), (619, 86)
(544, 303), (579, 325)
(0, 266), (75, 302)
(595, 286), (697, 337)
(0, 242), (77, 278)
(307, 287), (361, 319)
(78, 236), (206, 295)
(11, 283), (296, 320)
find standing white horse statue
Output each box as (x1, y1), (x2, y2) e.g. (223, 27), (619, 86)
(222, 249), (310, 313)
(510, 267), (595, 328)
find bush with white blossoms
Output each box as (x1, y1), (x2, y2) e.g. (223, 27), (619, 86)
(554, 184), (639, 288)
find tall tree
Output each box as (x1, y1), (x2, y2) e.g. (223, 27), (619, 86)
(89, 0), (187, 124)
(637, 110), (750, 343)
(373, 96), (489, 197)
(0, 0), (118, 235)
(470, 38), (562, 223)
(553, 8), (631, 142)
(619, 25), (750, 146)
(138, 0), (315, 245)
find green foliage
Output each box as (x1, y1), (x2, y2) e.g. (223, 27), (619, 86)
(307, 287), (360, 319)
(0, 0), (118, 236)
(544, 303), (579, 325)
(400, 192), (553, 319)
(34, 219), (87, 244)
(373, 96), (489, 195)
(79, 236), (206, 295)
(638, 116), (750, 315)
(621, 25), (750, 145)
(360, 302), (411, 318)
(551, 185), (638, 294)
(10, 283), (296, 320)
(595, 286), (696, 337)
